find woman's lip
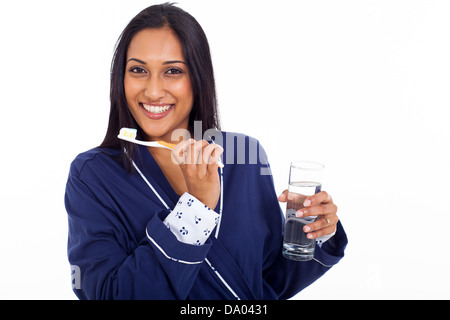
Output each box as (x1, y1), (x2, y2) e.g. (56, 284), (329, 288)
(140, 103), (174, 120)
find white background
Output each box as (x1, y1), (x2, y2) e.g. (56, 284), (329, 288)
(0, 0), (449, 299)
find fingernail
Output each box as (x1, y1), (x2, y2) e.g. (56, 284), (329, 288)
(303, 200), (311, 207)
(307, 233), (313, 239)
(296, 210), (304, 217)
(304, 226), (310, 232)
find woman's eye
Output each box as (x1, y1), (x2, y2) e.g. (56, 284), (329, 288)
(166, 68), (183, 75)
(129, 66), (146, 74)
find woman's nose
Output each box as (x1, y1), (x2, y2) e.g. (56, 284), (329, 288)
(144, 76), (166, 100)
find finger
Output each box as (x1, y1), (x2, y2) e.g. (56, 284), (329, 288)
(196, 141), (215, 177)
(211, 144), (224, 164)
(304, 215), (338, 233)
(296, 203), (336, 218)
(184, 139), (202, 165)
(277, 190), (288, 202)
(193, 140), (209, 165)
(305, 225), (337, 239)
(202, 143), (218, 164)
(303, 190), (332, 207)
(277, 190), (307, 203)
(171, 139), (194, 166)
(206, 144), (223, 173)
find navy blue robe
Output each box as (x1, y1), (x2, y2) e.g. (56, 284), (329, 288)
(65, 132), (347, 299)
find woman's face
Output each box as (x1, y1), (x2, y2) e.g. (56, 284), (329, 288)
(124, 27), (193, 142)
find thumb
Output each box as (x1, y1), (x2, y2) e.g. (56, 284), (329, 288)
(278, 189), (288, 202)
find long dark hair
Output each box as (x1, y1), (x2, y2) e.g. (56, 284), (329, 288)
(100, 2), (220, 171)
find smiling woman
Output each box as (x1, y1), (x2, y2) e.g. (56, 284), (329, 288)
(100, 3), (220, 172)
(124, 28), (194, 142)
(64, 2), (347, 300)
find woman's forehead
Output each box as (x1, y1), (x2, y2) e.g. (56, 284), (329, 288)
(126, 28), (184, 62)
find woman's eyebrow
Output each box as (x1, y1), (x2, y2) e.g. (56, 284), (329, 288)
(127, 58), (146, 65)
(163, 60), (186, 65)
(126, 58), (186, 65)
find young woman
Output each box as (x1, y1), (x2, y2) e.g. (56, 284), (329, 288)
(65, 3), (347, 300)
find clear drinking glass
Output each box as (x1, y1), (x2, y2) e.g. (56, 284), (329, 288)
(282, 161), (324, 261)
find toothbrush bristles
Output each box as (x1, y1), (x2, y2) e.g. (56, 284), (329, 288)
(119, 128), (137, 139)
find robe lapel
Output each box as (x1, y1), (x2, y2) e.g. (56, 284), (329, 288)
(135, 145), (180, 208)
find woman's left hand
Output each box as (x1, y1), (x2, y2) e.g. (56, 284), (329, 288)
(278, 190), (339, 239)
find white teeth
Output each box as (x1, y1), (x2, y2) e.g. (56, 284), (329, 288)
(142, 104), (173, 114)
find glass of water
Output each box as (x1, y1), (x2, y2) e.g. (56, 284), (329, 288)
(282, 160), (324, 261)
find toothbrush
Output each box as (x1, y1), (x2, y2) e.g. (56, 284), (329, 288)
(118, 128), (224, 167)
(118, 128), (175, 150)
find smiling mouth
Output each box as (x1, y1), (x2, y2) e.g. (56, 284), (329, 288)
(140, 103), (174, 114)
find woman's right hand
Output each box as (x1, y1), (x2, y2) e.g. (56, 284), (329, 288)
(171, 139), (223, 210)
